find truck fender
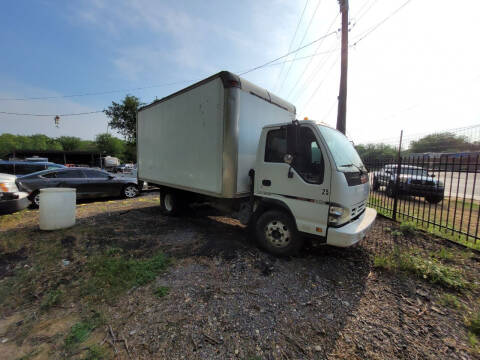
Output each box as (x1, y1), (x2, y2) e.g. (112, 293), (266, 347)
(251, 197), (298, 231)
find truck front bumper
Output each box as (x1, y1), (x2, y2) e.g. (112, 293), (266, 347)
(327, 207), (377, 247)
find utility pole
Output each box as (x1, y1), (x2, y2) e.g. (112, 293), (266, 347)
(336, 0), (349, 134)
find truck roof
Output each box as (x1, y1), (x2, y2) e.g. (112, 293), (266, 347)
(138, 71), (296, 114)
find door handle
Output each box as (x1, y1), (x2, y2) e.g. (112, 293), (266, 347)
(262, 179), (271, 186)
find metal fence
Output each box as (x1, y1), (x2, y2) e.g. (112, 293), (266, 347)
(364, 152), (480, 246)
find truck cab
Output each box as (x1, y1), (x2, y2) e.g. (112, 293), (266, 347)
(252, 120), (376, 255)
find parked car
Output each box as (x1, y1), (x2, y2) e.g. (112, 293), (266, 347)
(0, 173), (30, 214)
(16, 168), (140, 207)
(113, 163), (135, 174)
(372, 164), (444, 203)
(0, 161), (65, 176)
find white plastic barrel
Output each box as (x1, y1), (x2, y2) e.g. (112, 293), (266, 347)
(39, 188), (76, 230)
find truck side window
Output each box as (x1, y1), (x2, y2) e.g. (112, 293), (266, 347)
(265, 129), (287, 163)
(293, 127), (324, 184)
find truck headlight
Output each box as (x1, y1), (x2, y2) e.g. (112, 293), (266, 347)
(328, 205), (350, 226)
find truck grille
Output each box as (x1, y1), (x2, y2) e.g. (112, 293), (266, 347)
(350, 201), (366, 219)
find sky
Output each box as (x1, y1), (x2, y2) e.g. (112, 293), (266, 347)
(0, 0), (479, 145)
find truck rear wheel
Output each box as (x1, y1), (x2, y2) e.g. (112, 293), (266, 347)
(255, 210), (303, 256)
(160, 189), (183, 215)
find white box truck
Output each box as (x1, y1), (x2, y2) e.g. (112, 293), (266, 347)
(137, 71), (376, 255)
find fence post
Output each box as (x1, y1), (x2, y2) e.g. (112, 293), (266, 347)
(392, 130), (403, 221)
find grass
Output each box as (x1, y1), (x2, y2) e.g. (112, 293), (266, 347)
(154, 286), (170, 298)
(40, 289), (63, 311)
(64, 312), (104, 351)
(369, 193), (480, 251)
(438, 293), (462, 309)
(85, 345), (108, 360)
(374, 248), (471, 291)
(83, 253), (170, 301)
(466, 310), (480, 352)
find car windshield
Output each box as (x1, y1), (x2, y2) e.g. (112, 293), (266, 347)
(317, 125), (366, 172)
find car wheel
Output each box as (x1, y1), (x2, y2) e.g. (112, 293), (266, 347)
(426, 195), (443, 204)
(123, 184), (139, 198)
(255, 210), (303, 256)
(30, 191), (40, 208)
(160, 189), (184, 216)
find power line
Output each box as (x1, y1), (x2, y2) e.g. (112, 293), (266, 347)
(273, 0), (310, 91)
(301, 55), (339, 111)
(286, 12), (340, 100)
(0, 110), (104, 117)
(277, 0), (323, 92)
(351, 0), (413, 46)
(238, 30), (338, 76)
(0, 80), (194, 102)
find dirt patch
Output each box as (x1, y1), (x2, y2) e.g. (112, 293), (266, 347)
(1, 193), (479, 359)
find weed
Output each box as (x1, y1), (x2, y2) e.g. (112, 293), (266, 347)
(83, 253), (169, 301)
(391, 230), (403, 237)
(85, 344), (108, 360)
(438, 293), (462, 309)
(374, 248), (471, 291)
(64, 312), (104, 350)
(154, 286), (170, 298)
(40, 289), (62, 311)
(399, 222), (417, 236)
(467, 310), (480, 336)
(468, 332), (479, 350)
(106, 247), (124, 256)
(430, 248), (454, 261)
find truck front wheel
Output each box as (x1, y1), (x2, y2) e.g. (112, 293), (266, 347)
(160, 189), (183, 216)
(255, 210), (303, 256)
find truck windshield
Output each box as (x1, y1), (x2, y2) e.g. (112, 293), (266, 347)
(317, 125), (366, 172)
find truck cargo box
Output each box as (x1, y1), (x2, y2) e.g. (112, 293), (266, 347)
(137, 71), (295, 198)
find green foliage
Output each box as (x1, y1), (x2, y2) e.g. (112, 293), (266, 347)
(438, 293), (462, 309)
(355, 143), (397, 160)
(410, 132), (480, 153)
(40, 289), (62, 311)
(85, 345), (108, 360)
(374, 248), (470, 290)
(154, 286), (170, 298)
(468, 310), (480, 336)
(95, 133), (125, 158)
(64, 312), (104, 350)
(84, 253), (169, 300)
(104, 95), (143, 143)
(399, 222), (417, 237)
(430, 248), (454, 261)
(56, 136), (82, 151)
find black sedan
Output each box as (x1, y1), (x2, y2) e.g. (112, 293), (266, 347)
(16, 168), (140, 207)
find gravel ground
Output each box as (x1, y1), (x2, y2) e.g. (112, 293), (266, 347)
(1, 192), (479, 359)
(97, 195), (479, 360)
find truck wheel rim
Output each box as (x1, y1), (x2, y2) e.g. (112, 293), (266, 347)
(164, 194), (173, 211)
(125, 186), (138, 198)
(34, 194), (40, 206)
(265, 220), (291, 248)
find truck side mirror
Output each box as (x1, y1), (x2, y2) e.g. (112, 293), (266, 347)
(284, 154), (294, 178)
(283, 154), (293, 165)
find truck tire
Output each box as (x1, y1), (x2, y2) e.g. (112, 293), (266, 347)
(425, 195), (443, 204)
(255, 210), (303, 256)
(160, 189), (183, 216)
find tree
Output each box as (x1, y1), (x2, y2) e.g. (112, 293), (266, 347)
(355, 143), (397, 160)
(95, 133), (125, 158)
(409, 132), (480, 153)
(57, 136), (81, 151)
(104, 95), (142, 143)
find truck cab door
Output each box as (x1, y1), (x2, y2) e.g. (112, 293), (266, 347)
(255, 123), (332, 237)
